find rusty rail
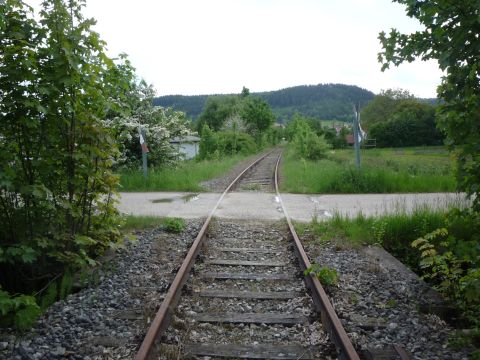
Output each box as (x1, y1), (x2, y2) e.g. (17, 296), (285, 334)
(274, 154), (361, 360)
(136, 148), (361, 359)
(135, 149), (276, 360)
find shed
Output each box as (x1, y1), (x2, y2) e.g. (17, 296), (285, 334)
(345, 134), (355, 146)
(170, 135), (201, 159)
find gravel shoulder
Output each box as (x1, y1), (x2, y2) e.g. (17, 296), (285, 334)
(0, 219), (470, 359)
(300, 234), (470, 359)
(0, 221), (203, 360)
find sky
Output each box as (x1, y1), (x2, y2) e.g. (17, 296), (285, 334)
(25, 0), (442, 98)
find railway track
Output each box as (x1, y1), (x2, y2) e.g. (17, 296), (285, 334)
(234, 149), (281, 192)
(135, 148), (360, 359)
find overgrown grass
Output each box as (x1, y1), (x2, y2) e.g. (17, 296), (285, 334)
(303, 207), (447, 271)
(281, 146), (456, 193)
(119, 155), (249, 192)
(120, 215), (164, 231)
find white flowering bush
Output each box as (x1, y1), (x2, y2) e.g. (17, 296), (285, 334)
(105, 81), (191, 168)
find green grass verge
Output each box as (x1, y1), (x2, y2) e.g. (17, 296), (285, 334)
(281, 146), (456, 193)
(301, 207), (447, 271)
(118, 155), (249, 192)
(119, 215), (164, 232)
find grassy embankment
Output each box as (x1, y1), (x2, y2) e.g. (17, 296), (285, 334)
(281, 146), (456, 193)
(119, 154), (250, 192)
(296, 207), (447, 272)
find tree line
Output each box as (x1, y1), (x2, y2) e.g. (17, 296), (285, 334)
(154, 83), (375, 122)
(361, 89), (444, 147)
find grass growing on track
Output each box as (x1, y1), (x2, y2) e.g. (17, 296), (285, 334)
(119, 155), (249, 192)
(281, 146), (456, 194)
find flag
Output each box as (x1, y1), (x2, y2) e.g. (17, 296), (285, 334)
(139, 131), (149, 153)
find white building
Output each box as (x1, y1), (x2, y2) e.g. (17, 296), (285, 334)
(170, 135), (201, 160)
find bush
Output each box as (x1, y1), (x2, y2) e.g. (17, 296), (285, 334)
(304, 264), (339, 286)
(198, 125), (257, 160)
(290, 117), (330, 160)
(162, 218), (186, 233)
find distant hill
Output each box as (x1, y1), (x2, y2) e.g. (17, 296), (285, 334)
(153, 84), (376, 122)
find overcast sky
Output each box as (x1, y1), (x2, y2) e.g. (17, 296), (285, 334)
(26, 0), (442, 98)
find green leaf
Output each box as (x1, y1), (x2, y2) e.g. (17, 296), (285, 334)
(74, 235), (97, 246)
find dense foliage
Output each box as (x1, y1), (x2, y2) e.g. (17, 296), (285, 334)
(153, 94), (208, 119)
(368, 101), (444, 147)
(286, 114), (348, 151)
(0, 0), (181, 328)
(195, 89), (280, 159)
(285, 115), (330, 160)
(379, 0), (480, 209)
(361, 88), (414, 128)
(155, 83), (375, 122)
(361, 89), (444, 147)
(195, 96), (238, 132)
(105, 77), (190, 168)
(379, 0), (480, 350)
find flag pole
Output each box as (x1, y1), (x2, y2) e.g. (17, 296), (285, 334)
(353, 103), (361, 169)
(139, 127), (149, 178)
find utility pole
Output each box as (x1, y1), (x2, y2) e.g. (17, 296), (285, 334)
(353, 103), (361, 169)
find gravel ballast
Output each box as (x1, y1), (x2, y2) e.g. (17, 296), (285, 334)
(302, 238), (470, 359)
(0, 218), (470, 359)
(0, 221), (202, 360)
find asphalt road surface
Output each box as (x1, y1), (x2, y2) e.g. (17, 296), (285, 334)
(118, 192), (467, 222)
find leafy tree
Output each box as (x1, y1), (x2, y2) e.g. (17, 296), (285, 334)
(0, 0), (147, 326)
(361, 88), (415, 129)
(286, 116), (330, 160)
(105, 79), (190, 168)
(198, 124), (217, 159)
(378, 0), (480, 208)
(240, 86), (250, 98)
(198, 125), (256, 160)
(379, 0), (480, 348)
(196, 96), (238, 132)
(240, 96), (275, 143)
(369, 102), (443, 147)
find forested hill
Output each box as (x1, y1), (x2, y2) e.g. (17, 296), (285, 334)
(153, 84), (375, 122)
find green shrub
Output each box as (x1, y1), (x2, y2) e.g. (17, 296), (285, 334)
(162, 218), (186, 233)
(0, 288), (41, 330)
(304, 264), (339, 286)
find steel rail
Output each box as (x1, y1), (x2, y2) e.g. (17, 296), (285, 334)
(274, 154), (361, 360)
(135, 149), (277, 360)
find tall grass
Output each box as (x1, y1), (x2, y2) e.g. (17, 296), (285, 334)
(307, 207), (447, 270)
(281, 146), (456, 193)
(119, 215), (164, 231)
(119, 155), (249, 192)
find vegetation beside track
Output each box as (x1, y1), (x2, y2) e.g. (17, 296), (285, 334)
(120, 215), (186, 234)
(299, 204), (480, 355)
(119, 154), (251, 192)
(281, 145), (456, 194)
